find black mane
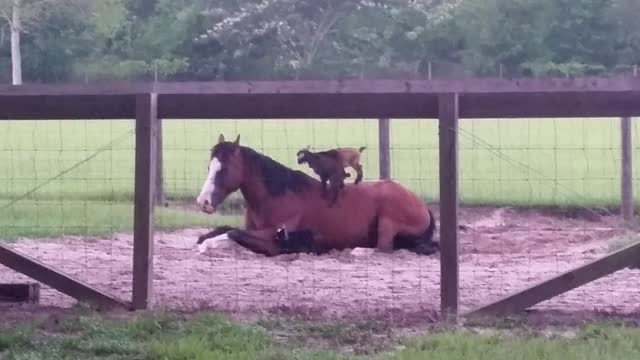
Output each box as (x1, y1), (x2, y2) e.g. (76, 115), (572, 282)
(241, 146), (312, 196)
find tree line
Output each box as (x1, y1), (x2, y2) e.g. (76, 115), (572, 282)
(1, 0), (638, 84)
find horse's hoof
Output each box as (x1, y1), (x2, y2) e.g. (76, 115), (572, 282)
(197, 242), (208, 254)
(198, 233), (235, 253)
(351, 247), (375, 257)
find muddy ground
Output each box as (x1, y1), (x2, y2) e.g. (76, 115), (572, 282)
(2, 206), (639, 322)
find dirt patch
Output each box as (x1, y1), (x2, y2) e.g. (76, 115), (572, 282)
(1, 206), (639, 322)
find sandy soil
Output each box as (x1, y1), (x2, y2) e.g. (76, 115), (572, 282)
(2, 206), (640, 321)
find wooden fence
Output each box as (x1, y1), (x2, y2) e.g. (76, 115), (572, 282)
(0, 77), (639, 317)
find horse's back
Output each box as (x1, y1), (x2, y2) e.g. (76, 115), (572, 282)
(298, 179), (430, 249)
(300, 183), (378, 248)
(362, 180), (430, 225)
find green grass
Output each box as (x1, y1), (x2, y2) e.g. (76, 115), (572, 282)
(2, 311), (640, 360)
(393, 324), (640, 360)
(0, 200), (242, 240)
(1, 117), (639, 238)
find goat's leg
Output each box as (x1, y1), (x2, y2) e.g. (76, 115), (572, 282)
(321, 177), (328, 199)
(353, 164), (364, 184)
(331, 187), (340, 206)
(328, 178), (341, 207)
(340, 170), (350, 189)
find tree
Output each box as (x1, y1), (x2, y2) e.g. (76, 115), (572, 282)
(0, 0), (91, 84)
(199, 0), (461, 79)
(609, 0), (640, 67)
(543, 0), (618, 75)
(76, 0), (201, 81)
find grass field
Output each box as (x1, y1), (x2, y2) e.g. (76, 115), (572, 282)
(2, 310), (640, 360)
(1, 117), (639, 238)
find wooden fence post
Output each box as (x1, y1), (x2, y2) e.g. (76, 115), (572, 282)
(132, 93), (158, 310)
(378, 118), (391, 180)
(621, 116), (634, 222)
(154, 118), (164, 205)
(438, 93), (460, 319)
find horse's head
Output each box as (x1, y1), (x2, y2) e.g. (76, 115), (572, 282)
(196, 134), (244, 214)
(296, 146), (312, 164)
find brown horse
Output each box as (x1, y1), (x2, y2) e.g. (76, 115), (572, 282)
(195, 134), (439, 257)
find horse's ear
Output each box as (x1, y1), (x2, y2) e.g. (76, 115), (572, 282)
(218, 134), (225, 143)
(233, 134), (240, 146)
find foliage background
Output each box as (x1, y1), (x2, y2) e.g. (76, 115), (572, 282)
(0, 0), (638, 83)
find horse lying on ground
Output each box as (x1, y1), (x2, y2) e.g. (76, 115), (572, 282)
(195, 134), (438, 257)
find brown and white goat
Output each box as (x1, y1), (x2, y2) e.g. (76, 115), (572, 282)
(296, 146), (366, 206)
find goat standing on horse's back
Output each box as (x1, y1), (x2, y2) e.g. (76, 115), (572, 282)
(296, 146), (365, 205)
(334, 146), (366, 183)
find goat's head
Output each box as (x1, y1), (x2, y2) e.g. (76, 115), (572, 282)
(296, 146), (312, 164)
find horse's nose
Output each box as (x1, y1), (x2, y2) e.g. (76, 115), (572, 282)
(198, 198), (215, 214)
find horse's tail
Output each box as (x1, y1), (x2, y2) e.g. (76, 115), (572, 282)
(358, 146), (366, 153)
(424, 208), (437, 244)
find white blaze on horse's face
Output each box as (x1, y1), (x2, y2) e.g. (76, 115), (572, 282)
(196, 157), (222, 214)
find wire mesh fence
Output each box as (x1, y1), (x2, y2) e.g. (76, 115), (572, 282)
(0, 97), (639, 318)
(457, 118), (640, 315)
(0, 119), (137, 306)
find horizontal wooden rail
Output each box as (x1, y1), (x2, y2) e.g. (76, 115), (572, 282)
(0, 244), (129, 310)
(465, 241), (640, 316)
(0, 95), (136, 120)
(2, 76), (640, 96)
(0, 77), (637, 119)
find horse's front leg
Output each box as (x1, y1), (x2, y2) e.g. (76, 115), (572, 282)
(196, 225), (239, 254)
(227, 215), (302, 256)
(226, 228), (280, 256)
(197, 225), (236, 245)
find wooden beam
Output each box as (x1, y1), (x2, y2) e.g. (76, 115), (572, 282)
(154, 118), (164, 206)
(132, 93), (158, 310)
(0, 82), (152, 95)
(152, 77), (640, 95)
(621, 117), (634, 222)
(466, 241), (640, 317)
(0, 283), (39, 303)
(0, 245), (128, 309)
(461, 92), (640, 118)
(378, 118), (391, 180)
(158, 93), (439, 119)
(158, 91), (640, 119)
(0, 95), (136, 120)
(0, 78), (637, 120)
(438, 93), (460, 319)
(0, 77), (639, 96)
